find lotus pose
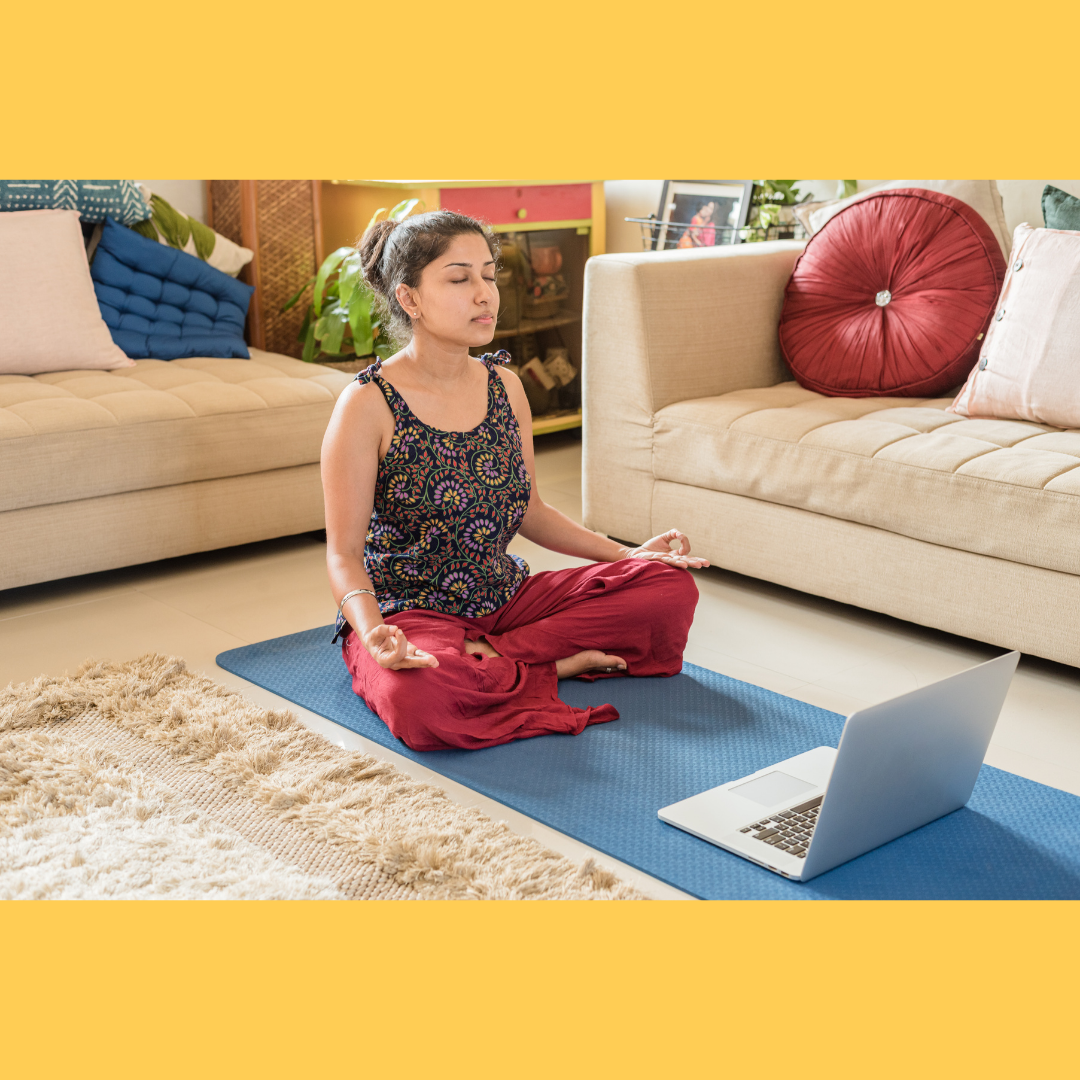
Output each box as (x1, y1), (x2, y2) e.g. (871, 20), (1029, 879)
(322, 211), (706, 750)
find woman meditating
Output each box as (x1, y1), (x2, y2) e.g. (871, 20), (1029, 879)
(321, 210), (706, 751)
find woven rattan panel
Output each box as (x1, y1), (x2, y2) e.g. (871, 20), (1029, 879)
(257, 180), (317, 358)
(209, 180), (243, 247)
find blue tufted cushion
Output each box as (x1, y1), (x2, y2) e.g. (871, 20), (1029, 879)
(91, 218), (254, 360)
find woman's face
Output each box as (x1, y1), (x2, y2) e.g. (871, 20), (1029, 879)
(400, 233), (499, 347)
(699, 201), (715, 221)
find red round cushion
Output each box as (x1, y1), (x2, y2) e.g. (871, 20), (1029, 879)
(778, 188), (1006, 397)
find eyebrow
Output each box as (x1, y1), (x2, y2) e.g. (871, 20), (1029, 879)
(444, 260), (497, 268)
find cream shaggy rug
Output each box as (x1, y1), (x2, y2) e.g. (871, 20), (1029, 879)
(0, 655), (643, 900)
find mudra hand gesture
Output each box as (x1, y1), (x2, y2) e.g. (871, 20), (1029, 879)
(622, 529), (710, 569)
(363, 623), (440, 670)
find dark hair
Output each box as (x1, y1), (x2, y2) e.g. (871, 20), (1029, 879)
(358, 210), (500, 346)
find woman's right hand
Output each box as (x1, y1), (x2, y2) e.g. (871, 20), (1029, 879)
(363, 623), (440, 670)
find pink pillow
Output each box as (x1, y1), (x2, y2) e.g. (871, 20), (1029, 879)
(951, 224), (1080, 428)
(0, 209), (133, 375)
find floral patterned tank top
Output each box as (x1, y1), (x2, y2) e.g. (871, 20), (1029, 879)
(342, 350), (531, 630)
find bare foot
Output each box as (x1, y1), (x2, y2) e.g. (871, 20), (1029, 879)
(555, 650), (627, 679)
(464, 638), (500, 660)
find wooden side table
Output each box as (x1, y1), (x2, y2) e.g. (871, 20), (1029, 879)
(321, 180), (605, 436)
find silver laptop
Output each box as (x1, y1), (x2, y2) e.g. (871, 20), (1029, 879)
(658, 651), (1020, 882)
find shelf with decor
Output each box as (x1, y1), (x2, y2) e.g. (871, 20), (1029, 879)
(531, 409), (583, 436)
(321, 181), (603, 437)
(491, 311), (580, 341)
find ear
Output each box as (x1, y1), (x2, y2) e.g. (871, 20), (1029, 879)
(395, 283), (416, 312)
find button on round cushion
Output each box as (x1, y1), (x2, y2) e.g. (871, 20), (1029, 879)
(778, 188), (1006, 397)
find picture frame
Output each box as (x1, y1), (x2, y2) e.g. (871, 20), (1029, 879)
(653, 180), (754, 251)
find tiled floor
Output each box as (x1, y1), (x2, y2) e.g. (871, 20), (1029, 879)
(4, 432), (1080, 899)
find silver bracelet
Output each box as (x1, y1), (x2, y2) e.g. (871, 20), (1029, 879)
(337, 588), (376, 622)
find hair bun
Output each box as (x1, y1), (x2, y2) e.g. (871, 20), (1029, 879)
(358, 218), (399, 297)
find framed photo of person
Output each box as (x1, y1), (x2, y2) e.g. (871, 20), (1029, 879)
(653, 180), (754, 251)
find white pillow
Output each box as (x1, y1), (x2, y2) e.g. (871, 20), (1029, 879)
(0, 209), (134, 375)
(807, 180), (1011, 258)
(950, 223), (1080, 429)
(136, 185), (254, 277)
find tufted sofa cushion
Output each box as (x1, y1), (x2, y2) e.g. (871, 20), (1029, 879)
(90, 218), (253, 360)
(653, 382), (1080, 576)
(0, 350), (351, 512)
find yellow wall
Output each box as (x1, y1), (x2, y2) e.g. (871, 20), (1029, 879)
(320, 182), (438, 253)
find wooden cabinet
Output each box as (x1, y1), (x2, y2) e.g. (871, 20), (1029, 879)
(439, 183), (593, 228)
(321, 180), (605, 435)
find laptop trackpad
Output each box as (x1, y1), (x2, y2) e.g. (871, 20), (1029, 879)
(731, 771), (817, 807)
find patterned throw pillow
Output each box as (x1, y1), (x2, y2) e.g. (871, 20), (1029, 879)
(0, 180), (151, 225)
(129, 188), (254, 277)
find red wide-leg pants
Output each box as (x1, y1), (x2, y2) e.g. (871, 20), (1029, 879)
(342, 559), (699, 751)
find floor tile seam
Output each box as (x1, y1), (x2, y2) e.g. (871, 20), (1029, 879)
(0, 588), (142, 626)
(121, 543), (329, 594)
(128, 585), (257, 646)
(682, 641), (814, 690)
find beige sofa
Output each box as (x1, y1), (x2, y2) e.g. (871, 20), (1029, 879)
(0, 350), (351, 591)
(582, 241), (1080, 669)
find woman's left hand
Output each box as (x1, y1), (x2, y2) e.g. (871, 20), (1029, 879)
(622, 529), (710, 569)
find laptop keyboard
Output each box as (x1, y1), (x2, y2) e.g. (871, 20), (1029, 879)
(739, 796), (823, 859)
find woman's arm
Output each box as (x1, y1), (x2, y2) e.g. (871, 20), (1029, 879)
(497, 369), (709, 569)
(321, 382), (438, 669)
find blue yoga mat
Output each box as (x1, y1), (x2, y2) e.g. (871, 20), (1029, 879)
(217, 627), (1080, 899)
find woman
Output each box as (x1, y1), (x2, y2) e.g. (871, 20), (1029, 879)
(321, 210), (707, 751)
(676, 200), (717, 249)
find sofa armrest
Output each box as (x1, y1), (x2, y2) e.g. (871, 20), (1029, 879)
(581, 240), (804, 543)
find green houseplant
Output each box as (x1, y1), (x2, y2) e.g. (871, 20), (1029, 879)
(743, 180), (858, 240)
(282, 199), (419, 362)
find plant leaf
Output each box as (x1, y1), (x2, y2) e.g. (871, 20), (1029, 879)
(281, 277), (315, 313)
(347, 289), (374, 357)
(319, 304), (348, 356)
(295, 306), (312, 344)
(365, 207), (389, 231)
(337, 251), (364, 307)
(388, 198), (419, 221)
(301, 322), (317, 362)
(374, 342), (394, 361)
(313, 247), (353, 317)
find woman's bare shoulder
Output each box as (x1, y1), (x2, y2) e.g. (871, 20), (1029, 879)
(334, 377), (390, 418)
(325, 377), (393, 451)
(493, 363), (524, 393)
